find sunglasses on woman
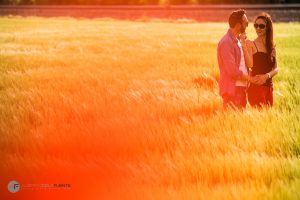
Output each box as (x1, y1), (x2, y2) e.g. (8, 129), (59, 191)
(254, 23), (266, 29)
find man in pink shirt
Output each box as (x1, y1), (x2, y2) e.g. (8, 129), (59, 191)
(217, 9), (252, 109)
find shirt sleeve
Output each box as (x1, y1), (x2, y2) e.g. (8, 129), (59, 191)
(218, 40), (243, 80)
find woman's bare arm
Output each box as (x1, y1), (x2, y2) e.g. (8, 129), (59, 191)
(269, 48), (279, 78)
(242, 39), (254, 68)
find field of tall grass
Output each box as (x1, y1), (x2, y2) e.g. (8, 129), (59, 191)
(0, 17), (299, 199)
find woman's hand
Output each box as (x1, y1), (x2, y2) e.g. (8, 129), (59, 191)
(240, 32), (247, 47)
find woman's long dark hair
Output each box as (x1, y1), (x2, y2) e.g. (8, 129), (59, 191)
(255, 13), (276, 61)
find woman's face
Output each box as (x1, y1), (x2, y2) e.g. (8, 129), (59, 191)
(254, 18), (267, 37)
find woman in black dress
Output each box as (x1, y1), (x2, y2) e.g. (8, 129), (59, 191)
(240, 12), (279, 107)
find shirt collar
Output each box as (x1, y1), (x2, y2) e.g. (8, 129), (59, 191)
(227, 29), (239, 43)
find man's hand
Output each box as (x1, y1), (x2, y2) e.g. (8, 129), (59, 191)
(250, 74), (269, 85)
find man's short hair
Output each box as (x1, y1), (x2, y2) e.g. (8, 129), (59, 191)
(228, 9), (246, 28)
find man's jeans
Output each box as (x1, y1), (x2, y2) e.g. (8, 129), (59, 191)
(222, 86), (247, 109)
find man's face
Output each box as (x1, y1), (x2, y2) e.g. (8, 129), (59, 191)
(239, 14), (249, 34)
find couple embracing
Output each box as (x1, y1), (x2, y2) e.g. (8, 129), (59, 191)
(217, 9), (279, 109)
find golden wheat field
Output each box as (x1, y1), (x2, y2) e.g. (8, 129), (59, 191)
(0, 17), (300, 199)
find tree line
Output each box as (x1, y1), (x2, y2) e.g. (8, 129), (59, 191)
(0, 0), (298, 5)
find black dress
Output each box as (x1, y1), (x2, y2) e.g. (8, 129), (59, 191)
(248, 42), (276, 107)
(250, 42), (276, 87)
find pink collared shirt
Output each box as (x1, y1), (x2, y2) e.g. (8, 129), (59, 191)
(217, 29), (244, 97)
